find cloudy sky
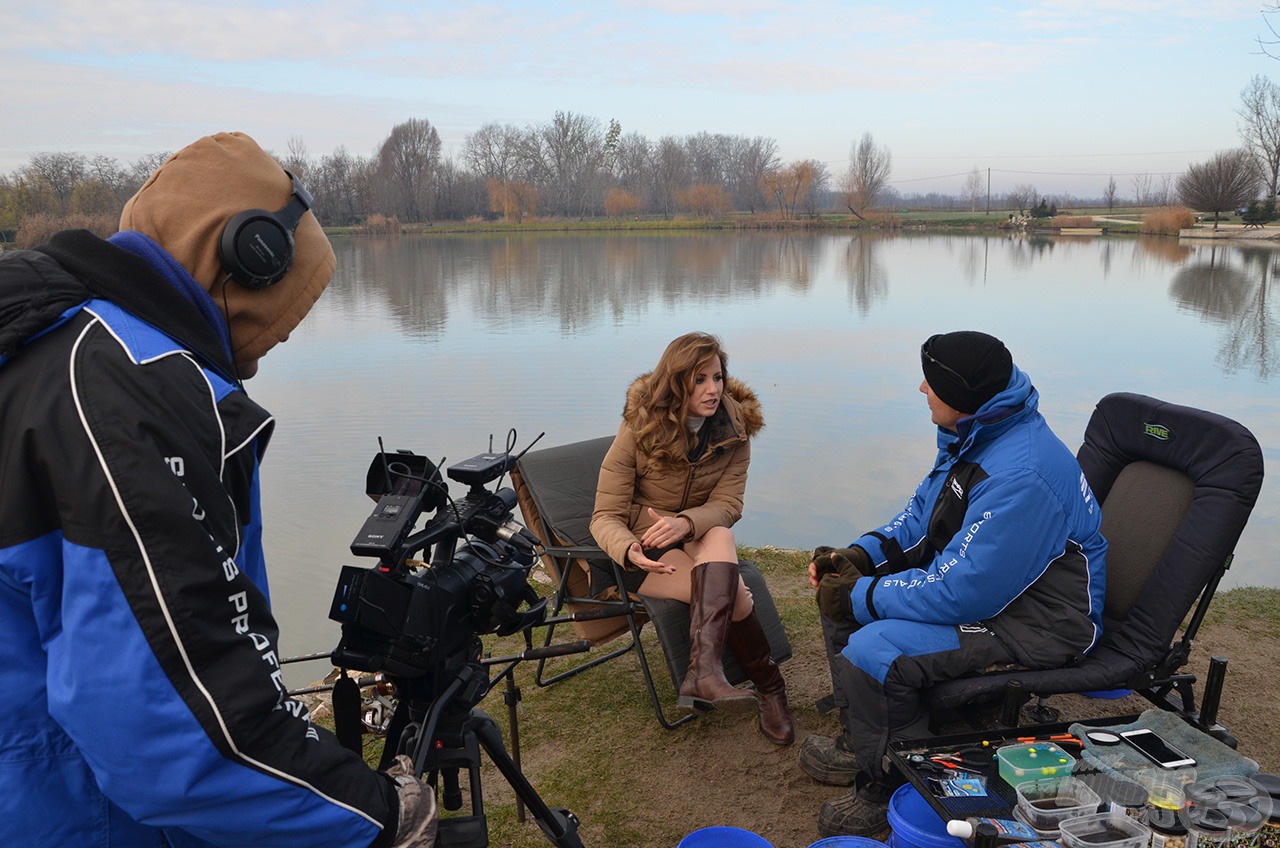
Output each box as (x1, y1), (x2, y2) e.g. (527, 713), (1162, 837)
(3, 0), (1275, 196)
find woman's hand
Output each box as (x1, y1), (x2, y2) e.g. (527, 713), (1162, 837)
(627, 542), (676, 574)
(639, 507), (692, 549)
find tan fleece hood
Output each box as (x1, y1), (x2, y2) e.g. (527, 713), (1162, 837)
(119, 132), (335, 367)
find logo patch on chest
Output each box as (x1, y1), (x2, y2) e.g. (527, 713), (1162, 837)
(949, 476), (965, 499)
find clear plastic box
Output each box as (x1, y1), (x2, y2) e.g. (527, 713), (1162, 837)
(1059, 812), (1150, 848)
(997, 742), (1076, 787)
(1016, 776), (1104, 832)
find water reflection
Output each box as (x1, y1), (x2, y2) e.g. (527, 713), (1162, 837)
(842, 234), (888, 312)
(259, 230), (1280, 670)
(1170, 244), (1280, 379)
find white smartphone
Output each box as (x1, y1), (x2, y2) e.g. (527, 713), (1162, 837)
(1119, 728), (1197, 769)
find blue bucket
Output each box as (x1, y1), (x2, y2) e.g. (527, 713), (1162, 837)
(809, 837), (891, 848)
(885, 784), (966, 848)
(1081, 689), (1132, 700)
(678, 826), (774, 848)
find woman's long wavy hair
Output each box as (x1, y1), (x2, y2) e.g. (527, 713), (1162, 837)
(628, 332), (728, 472)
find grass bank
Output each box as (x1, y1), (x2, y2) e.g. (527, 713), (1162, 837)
(323, 207), (1153, 238)
(314, 548), (1279, 848)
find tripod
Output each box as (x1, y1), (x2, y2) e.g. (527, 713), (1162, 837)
(408, 705), (583, 848)
(368, 649), (585, 848)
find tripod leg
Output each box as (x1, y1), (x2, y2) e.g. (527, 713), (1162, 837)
(468, 710), (584, 848)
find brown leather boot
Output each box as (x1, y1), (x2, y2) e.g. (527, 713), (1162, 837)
(727, 609), (795, 745)
(678, 561), (757, 713)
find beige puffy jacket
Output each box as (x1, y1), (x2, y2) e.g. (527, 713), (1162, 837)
(590, 376), (764, 567)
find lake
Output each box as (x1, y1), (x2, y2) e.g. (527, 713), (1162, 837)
(248, 231), (1280, 674)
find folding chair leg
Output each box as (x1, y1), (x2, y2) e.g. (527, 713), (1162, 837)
(621, 593), (695, 730)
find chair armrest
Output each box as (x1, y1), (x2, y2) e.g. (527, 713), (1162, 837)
(544, 544), (609, 558)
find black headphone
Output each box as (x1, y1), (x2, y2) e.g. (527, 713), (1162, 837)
(218, 169), (315, 290)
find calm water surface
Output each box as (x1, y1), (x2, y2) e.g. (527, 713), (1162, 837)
(250, 232), (1280, 674)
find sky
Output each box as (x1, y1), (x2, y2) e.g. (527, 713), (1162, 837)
(3, 0), (1278, 198)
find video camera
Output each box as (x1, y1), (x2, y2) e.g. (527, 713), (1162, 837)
(329, 444), (547, 692)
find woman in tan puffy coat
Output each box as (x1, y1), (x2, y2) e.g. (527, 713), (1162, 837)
(590, 332), (793, 745)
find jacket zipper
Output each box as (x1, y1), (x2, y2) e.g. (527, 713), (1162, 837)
(679, 466), (694, 511)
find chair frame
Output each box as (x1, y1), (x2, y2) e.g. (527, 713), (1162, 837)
(518, 481), (696, 730)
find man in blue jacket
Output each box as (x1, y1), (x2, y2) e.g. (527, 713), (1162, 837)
(0, 134), (434, 847)
(801, 331), (1107, 838)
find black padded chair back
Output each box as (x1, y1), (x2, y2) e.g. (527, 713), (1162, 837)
(1077, 393), (1263, 663)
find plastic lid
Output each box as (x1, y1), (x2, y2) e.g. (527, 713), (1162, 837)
(1207, 776), (1261, 803)
(1223, 802), (1265, 832)
(1147, 808), (1188, 836)
(1185, 782), (1229, 807)
(946, 820), (975, 839)
(1108, 779), (1148, 808)
(1182, 805), (1231, 835)
(1251, 773), (1280, 799)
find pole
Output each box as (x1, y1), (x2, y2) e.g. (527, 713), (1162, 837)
(986, 167), (991, 215)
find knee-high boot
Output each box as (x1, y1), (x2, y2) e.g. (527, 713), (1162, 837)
(727, 609), (796, 745)
(678, 561), (757, 712)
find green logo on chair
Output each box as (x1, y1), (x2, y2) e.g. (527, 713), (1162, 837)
(1143, 422), (1173, 441)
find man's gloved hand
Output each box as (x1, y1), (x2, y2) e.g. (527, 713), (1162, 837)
(385, 755), (438, 848)
(810, 545), (873, 580)
(816, 572), (858, 622)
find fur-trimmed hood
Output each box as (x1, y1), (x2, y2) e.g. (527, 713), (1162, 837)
(622, 374), (764, 444)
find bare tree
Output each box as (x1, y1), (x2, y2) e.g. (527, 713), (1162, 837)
(1179, 149), (1262, 229)
(963, 168), (984, 212)
(25, 152), (88, 213)
(613, 131), (652, 206)
(1102, 176), (1119, 212)
(1006, 183), (1037, 215)
(727, 136), (779, 213)
(374, 118), (442, 222)
(311, 146), (367, 225)
(282, 136), (311, 180)
(1130, 172), (1154, 208)
(1238, 75), (1280, 200)
(533, 111), (605, 218)
(841, 133), (892, 219)
(462, 122), (524, 183)
(649, 136), (691, 218)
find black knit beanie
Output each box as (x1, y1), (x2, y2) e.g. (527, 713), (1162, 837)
(920, 331), (1014, 414)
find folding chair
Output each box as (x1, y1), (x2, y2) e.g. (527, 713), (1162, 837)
(927, 393), (1264, 741)
(511, 436), (792, 730)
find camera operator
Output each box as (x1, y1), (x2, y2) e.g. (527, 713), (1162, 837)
(0, 133), (435, 847)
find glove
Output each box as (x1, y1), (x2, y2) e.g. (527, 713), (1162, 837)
(816, 572), (858, 622)
(810, 545), (873, 580)
(385, 755), (438, 848)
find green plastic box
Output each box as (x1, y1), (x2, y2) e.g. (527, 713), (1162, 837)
(996, 742), (1076, 787)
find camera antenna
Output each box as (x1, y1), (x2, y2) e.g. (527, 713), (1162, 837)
(377, 436), (393, 492)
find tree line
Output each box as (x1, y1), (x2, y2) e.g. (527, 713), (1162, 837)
(6, 86), (1280, 237)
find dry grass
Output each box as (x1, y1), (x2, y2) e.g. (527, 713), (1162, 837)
(1051, 215), (1095, 228)
(16, 212), (117, 248)
(356, 213), (402, 235)
(1141, 206), (1197, 236)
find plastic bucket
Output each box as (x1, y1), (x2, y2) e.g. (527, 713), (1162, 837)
(886, 784), (966, 848)
(1081, 689), (1133, 700)
(809, 837), (891, 848)
(678, 826), (774, 848)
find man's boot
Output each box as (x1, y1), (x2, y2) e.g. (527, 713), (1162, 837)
(726, 609), (795, 745)
(678, 561), (756, 712)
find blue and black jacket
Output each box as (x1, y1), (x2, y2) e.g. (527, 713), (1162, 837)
(847, 367), (1108, 669)
(0, 231), (396, 847)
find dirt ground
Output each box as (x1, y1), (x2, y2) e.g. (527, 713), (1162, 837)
(474, 597), (1280, 848)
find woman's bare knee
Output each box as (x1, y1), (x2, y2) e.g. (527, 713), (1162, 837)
(693, 526), (737, 562)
